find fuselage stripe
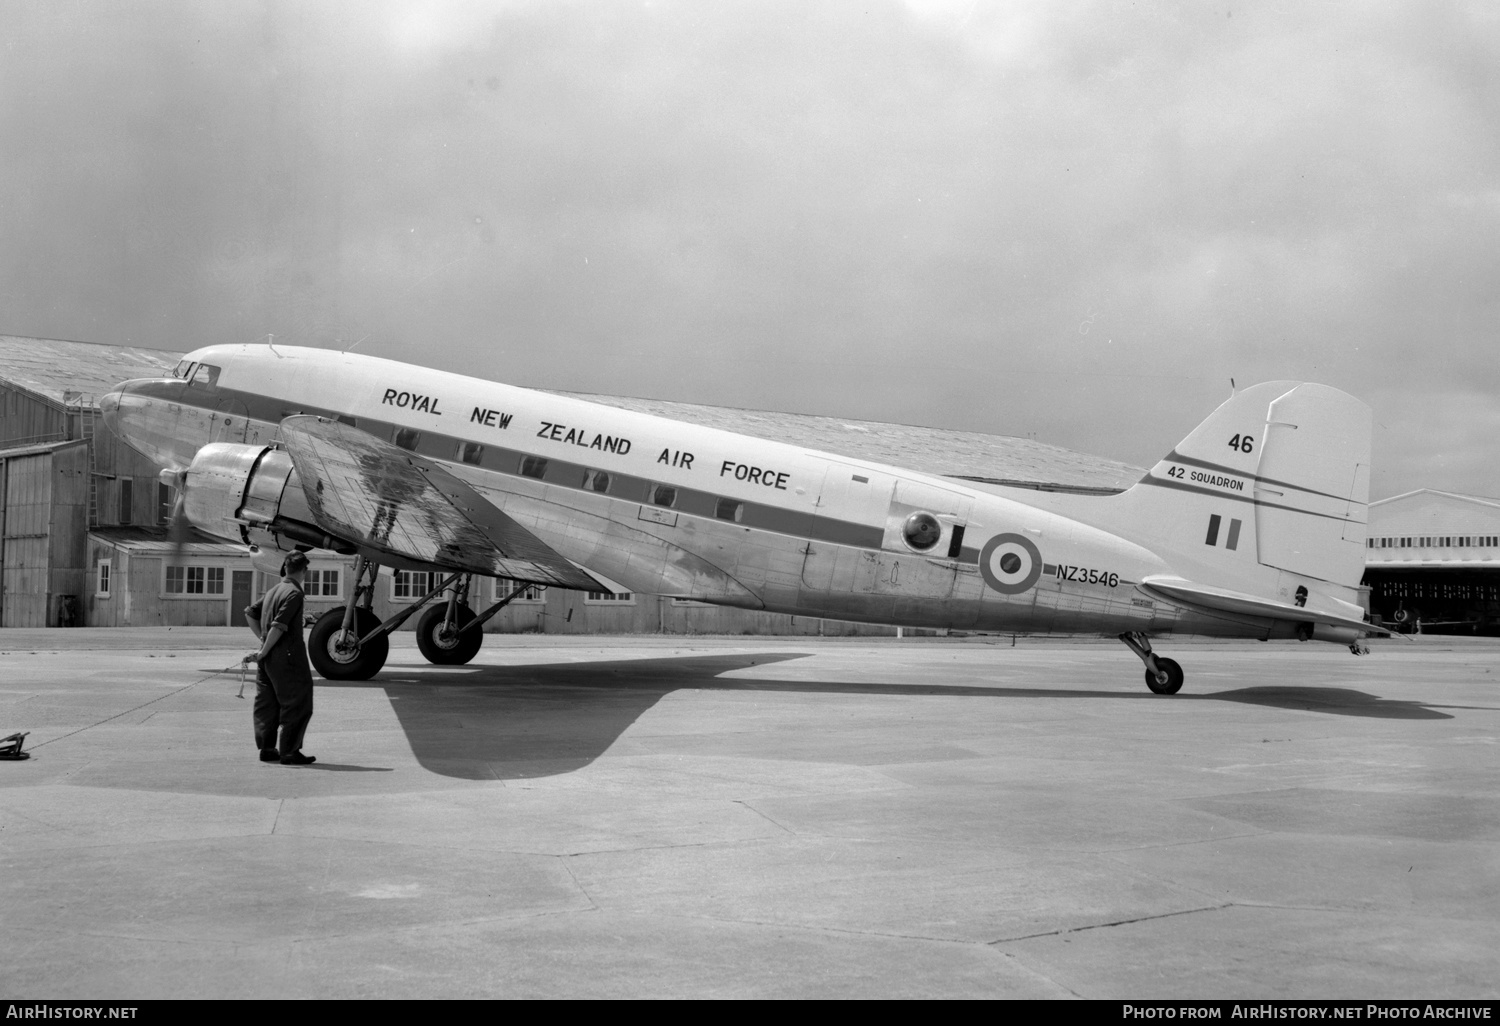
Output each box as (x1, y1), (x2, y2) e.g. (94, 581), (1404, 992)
(1139, 474), (1362, 524)
(157, 380), (904, 555)
(1160, 450), (1353, 504)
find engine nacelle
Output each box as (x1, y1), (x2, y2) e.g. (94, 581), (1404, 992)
(179, 442), (353, 555)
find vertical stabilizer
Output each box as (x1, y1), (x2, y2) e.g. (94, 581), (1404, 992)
(1114, 381), (1371, 590)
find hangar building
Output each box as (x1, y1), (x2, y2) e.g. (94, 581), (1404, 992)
(1362, 490), (1500, 634)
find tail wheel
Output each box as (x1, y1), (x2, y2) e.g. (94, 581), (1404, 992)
(416, 603), (484, 665)
(1145, 657), (1184, 695)
(309, 607), (388, 681)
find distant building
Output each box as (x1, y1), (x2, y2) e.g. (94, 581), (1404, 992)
(3, 333), (1151, 633)
(1363, 490), (1500, 634)
(1, 336), (178, 626)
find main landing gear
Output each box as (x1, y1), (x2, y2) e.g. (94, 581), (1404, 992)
(308, 559), (529, 681)
(1119, 631), (1183, 695)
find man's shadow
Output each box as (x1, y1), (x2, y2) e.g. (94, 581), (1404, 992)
(316, 651), (1461, 780)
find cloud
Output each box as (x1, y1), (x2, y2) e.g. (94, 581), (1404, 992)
(1, 0), (1497, 497)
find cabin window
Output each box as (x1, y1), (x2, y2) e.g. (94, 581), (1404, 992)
(583, 469), (611, 493)
(649, 484), (677, 508)
(902, 511), (942, 551)
(520, 456), (549, 479)
(715, 498), (744, 522)
(393, 427), (421, 451)
(97, 560), (111, 597)
(459, 442), (484, 465)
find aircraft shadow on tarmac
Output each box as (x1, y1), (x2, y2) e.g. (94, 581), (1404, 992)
(315, 652), (1456, 780)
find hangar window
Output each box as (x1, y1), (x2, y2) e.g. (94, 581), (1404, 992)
(393, 427), (422, 451)
(304, 569), (341, 598)
(716, 497), (744, 522)
(458, 441), (484, 465)
(164, 566), (224, 595)
(495, 579), (546, 603)
(583, 469), (611, 493)
(585, 590), (634, 604)
(648, 484), (677, 508)
(391, 570), (436, 600)
(97, 560), (111, 598)
(119, 479), (133, 526)
(520, 456), (549, 480)
(157, 482), (173, 525)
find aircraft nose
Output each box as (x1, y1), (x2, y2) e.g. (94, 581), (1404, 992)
(98, 384), (124, 433)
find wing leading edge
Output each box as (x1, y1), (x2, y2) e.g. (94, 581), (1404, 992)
(278, 416), (604, 591)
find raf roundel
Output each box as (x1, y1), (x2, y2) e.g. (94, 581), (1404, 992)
(979, 533), (1043, 595)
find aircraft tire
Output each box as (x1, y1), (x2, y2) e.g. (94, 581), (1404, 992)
(416, 603), (484, 665)
(1145, 657), (1183, 695)
(309, 608), (389, 681)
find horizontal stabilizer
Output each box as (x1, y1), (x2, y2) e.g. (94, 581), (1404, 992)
(1139, 575), (1392, 637)
(279, 416), (605, 591)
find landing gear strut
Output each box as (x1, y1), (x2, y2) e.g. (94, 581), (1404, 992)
(308, 563), (536, 680)
(416, 574), (483, 665)
(310, 555), (389, 681)
(1119, 631), (1183, 695)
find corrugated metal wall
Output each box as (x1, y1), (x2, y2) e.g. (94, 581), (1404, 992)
(2, 452), (52, 626)
(0, 382), (66, 449)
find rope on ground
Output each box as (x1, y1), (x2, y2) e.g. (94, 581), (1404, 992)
(31, 663), (250, 751)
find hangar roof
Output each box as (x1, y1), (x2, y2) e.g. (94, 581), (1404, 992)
(560, 391), (1143, 492)
(0, 438), (88, 459)
(89, 526), (246, 557)
(1366, 489), (1500, 570)
(0, 334), (1140, 490)
(0, 335), (180, 407)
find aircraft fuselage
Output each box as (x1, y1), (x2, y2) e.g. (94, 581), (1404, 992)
(100, 344), (1271, 639)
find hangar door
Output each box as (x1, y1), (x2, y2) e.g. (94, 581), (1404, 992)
(2, 452), (51, 627)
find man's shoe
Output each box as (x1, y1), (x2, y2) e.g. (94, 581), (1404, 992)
(259, 749), (280, 763)
(280, 752), (316, 765)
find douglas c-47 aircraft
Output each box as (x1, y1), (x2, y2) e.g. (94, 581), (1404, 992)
(101, 345), (1385, 691)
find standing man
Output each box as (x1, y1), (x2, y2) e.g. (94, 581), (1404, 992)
(244, 551), (317, 766)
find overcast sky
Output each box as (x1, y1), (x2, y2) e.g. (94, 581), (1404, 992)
(3, 1), (1496, 498)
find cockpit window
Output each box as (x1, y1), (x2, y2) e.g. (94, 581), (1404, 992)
(173, 360), (194, 379)
(189, 364), (220, 387)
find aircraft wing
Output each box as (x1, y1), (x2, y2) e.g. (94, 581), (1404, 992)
(1139, 575), (1391, 636)
(278, 416), (605, 591)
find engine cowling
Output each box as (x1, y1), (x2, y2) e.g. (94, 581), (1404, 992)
(178, 442), (354, 557)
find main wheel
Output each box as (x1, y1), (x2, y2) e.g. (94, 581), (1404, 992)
(1145, 656), (1184, 695)
(416, 603), (484, 665)
(309, 607), (389, 681)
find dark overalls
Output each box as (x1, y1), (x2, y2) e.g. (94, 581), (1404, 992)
(247, 580), (315, 756)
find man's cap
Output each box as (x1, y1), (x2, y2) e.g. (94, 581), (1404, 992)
(282, 551), (310, 574)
